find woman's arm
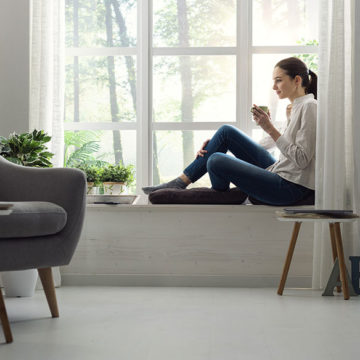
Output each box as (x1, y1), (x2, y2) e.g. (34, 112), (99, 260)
(258, 120), (288, 150)
(257, 105), (292, 150)
(275, 102), (317, 169)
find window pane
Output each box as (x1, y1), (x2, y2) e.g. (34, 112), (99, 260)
(252, 53), (318, 145)
(64, 130), (136, 192)
(153, 56), (236, 122)
(153, 0), (236, 47)
(252, 0), (319, 46)
(65, 0), (137, 48)
(65, 56), (137, 123)
(153, 130), (215, 187)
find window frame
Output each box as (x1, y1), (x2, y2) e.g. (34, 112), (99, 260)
(64, 0), (319, 193)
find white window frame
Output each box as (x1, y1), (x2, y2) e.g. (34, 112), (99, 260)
(64, 0), (318, 194)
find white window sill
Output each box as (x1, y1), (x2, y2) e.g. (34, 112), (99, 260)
(86, 194), (313, 213)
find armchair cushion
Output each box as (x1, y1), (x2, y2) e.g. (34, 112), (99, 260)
(0, 201), (67, 239)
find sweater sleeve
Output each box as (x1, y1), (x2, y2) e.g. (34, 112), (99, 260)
(275, 102), (317, 169)
(258, 120), (288, 150)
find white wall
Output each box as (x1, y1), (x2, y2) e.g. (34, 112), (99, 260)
(61, 203), (315, 288)
(0, 0), (30, 136)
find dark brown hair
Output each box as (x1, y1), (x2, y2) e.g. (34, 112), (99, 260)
(275, 57), (317, 99)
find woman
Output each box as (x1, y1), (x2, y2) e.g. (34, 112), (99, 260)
(143, 57), (318, 206)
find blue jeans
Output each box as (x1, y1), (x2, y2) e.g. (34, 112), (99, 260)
(183, 125), (313, 205)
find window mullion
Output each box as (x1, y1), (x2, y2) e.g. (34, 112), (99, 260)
(153, 122), (232, 131)
(137, 0), (151, 192)
(66, 47), (137, 56)
(237, 0), (252, 136)
(252, 45), (318, 54)
(64, 122), (137, 131)
(153, 47), (236, 56)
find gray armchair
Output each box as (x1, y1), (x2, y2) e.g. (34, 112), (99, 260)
(0, 155), (86, 343)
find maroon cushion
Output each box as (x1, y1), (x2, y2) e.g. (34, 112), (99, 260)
(149, 187), (247, 204)
(149, 187), (315, 206)
(248, 191), (315, 206)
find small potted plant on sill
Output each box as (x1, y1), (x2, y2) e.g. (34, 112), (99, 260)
(101, 163), (135, 195)
(75, 164), (103, 194)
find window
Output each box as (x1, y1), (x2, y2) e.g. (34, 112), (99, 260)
(65, 0), (319, 193)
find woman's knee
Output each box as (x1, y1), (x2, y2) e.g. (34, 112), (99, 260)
(218, 124), (236, 135)
(207, 152), (227, 172)
(217, 124), (246, 141)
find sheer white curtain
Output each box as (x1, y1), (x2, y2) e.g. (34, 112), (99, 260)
(29, 0), (65, 167)
(30, 0), (65, 287)
(312, 0), (360, 289)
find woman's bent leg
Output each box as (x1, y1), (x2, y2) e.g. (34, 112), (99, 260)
(207, 153), (311, 205)
(184, 124), (276, 183)
(143, 124), (276, 194)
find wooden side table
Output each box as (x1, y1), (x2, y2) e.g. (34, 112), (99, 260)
(276, 212), (359, 300)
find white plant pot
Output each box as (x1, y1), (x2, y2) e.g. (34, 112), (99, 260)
(103, 182), (127, 195)
(1, 269), (38, 297)
(87, 182), (100, 195)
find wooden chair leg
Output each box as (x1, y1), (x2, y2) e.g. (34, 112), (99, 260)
(38, 268), (59, 318)
(0, 287), (13, 343)
(278, 222), (302, 295)
(329, 223), (341, 293)
(333, 223), (350, 300)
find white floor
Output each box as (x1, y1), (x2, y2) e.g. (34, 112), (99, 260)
(1, 287), (359, 360)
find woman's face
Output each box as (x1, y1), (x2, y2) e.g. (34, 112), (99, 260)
(272, 66), (300, 100)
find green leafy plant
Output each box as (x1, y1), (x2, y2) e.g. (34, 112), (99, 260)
(75, 163), (135, 195)
(0, 130), (54, 167)
(100, 163), (135, 185)
(75, 164), (103, 185)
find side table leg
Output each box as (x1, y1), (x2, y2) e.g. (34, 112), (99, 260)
(0, 288), (13, 343)
(334, 223), (350, 300)
(278, 222), (302, 295)
(329, 223), (341, 293)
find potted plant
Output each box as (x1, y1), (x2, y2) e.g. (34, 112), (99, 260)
(0, 129), (53, 167)
(0, 129), (54, 297)
(101, 163), (135, 195)
(75, 164), (103, 194)
(1, 270), (39, 297)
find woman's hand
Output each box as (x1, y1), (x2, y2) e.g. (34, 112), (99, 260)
(252, 104), (273, 134)
(252, 104), (281, 142)
(196, 139), (210, 158)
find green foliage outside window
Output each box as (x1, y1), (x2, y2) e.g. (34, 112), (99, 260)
(64, 130), (109, 168)
(295, 39), (319, 72)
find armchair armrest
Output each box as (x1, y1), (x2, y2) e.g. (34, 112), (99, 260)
(0, 156), (87, 244)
